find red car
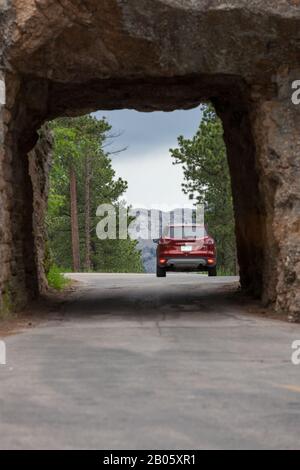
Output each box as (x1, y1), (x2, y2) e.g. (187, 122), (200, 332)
(155, 224), (217, 278)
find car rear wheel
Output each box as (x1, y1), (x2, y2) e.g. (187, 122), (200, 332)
(208, 267), (217, 277)
(157, 265), (166, 278)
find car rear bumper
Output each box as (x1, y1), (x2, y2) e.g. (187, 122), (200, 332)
(159, 257), (216, 271)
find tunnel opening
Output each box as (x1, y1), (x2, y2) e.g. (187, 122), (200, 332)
(44, 102), (238, 281)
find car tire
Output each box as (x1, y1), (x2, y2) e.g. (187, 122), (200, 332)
(208, 267), (217, 277)
(157, 265), (166, 278)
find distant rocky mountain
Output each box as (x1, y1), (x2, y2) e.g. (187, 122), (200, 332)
(137, 239), (157, 273)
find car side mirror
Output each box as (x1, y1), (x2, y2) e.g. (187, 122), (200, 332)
(153, 239), (160, 244)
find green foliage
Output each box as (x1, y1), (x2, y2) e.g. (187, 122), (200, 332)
(170, 104), (237, 275)
(47, 265), (69, 291)
(94, 238), (144, 273)
(47, 115), (144, 273)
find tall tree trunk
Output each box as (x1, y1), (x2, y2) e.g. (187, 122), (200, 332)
(70, 165), (81, 272)
(84, 155), (92, 272)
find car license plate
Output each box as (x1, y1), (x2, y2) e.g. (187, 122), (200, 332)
(181, 245), (193, 252)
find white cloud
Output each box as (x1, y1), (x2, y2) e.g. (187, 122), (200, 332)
(95, 107), (202, 208)
(112, 145), (192, 208)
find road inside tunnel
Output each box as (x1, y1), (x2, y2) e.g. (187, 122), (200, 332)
(1, 273), (300, 450)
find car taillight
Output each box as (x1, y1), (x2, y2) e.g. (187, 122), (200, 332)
(159, 258), (167, 264)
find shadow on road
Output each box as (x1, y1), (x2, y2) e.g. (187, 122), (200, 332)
(51, 274), (259, 323)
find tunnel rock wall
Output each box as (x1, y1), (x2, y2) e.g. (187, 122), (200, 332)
(251, 69), (300, 321)
(0, 72), (40, 315)
(0, 72), (52, 316)
(28, 127), (53, 295)
(0, 70), (11, 316)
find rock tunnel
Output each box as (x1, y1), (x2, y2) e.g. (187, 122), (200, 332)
(0, 0), (299, 320)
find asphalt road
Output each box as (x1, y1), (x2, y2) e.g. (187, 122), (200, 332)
(1, 273), (300, 450)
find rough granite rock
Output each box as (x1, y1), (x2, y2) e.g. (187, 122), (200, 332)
(28, 127), (53, 295)
(0, 0), (299, 319)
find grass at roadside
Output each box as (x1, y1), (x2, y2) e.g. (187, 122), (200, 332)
(47, 265), (70, 291)
(217, 267), (237, 277)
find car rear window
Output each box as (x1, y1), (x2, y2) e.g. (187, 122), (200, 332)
(164, 226), (207, 239)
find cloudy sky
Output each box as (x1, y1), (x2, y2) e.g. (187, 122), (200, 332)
(95, 107), (203, 210)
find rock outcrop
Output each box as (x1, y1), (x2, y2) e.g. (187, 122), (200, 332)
(0, 0), (299, 319)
